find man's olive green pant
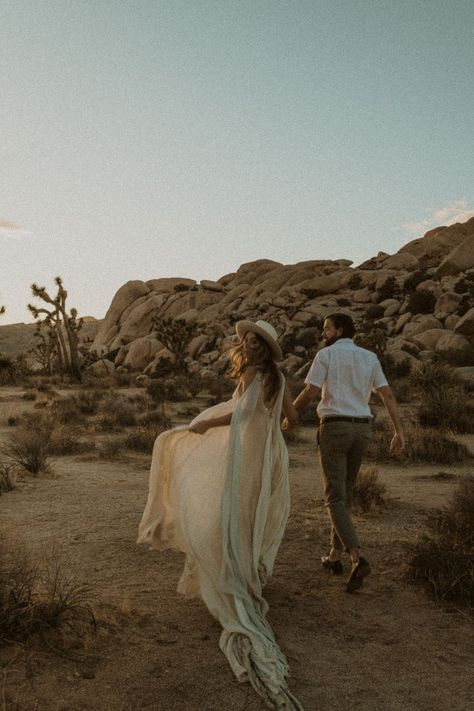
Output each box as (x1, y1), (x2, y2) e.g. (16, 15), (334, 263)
(318, 420), (371, 551)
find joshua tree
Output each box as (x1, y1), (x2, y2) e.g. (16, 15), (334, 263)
(28, 277), (83, 382)
(152, 316), (195, 372)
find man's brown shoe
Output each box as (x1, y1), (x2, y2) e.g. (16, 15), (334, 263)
(345, 557), (371, 592)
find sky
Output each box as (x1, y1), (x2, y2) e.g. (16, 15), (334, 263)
(1, 0), (473, 325)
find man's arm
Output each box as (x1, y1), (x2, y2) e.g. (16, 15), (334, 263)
(376, 385), (405, 451)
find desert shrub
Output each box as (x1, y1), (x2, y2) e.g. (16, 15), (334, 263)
(2, 412), (54, 474)
(48, 425), (95, 456)
(7, 416), (19, 427)
(434, 346), (474, 368)
(352, 467), (387, 512)
(164, 374), (195, 401)
(72, 389), (105, 415)
(410, 360), (462, 393)
(407, 289), (436, 315)
(138, 408), (172, 428)
(365, 304), (385, 320)
(453, 272), (474, 297)
(122, 425), (160, 453)
(403, 269), (430, 293)
(0, 462), (17, 493)
(383, 355), (412, 381)
(406, 478), (474, 608)
(96, 395), (137, 429)
(97, 439), (125, 460)
(354, 319), (388, 362)
(0, 354), (17, 385)
(0, 538), (96, 649)
(376, 276), (399, 302)
(418, 385), (474, 433)
(348, 273), (363, 290)
(336, 297), (352, 307)
(146, 378), (169, 404)
(49, 397), (87, 425)
(366, 420), (471, 465)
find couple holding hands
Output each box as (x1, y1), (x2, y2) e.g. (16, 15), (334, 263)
(137, 313), (404, 710)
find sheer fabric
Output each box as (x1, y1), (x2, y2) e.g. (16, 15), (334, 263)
(137, 373), (303, 710)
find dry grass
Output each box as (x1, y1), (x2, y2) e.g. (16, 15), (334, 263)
(0, 463), (17, 493)
(1, 413), (54, 475)
(0, 537), (96, 653)
(406, 478), (474, 609)
(367, 420), (471, 465)
(352, 466), (387, 512)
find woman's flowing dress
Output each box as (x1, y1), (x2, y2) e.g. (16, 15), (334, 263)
(137, 373), (303, 710)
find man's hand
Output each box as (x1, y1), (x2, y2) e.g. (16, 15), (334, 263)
(281, 417), (291, 431)
(390, 432), (405, 452)
(189, 420), (210, 435)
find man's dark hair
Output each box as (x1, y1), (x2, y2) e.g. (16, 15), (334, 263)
(326, 313), (356, 338)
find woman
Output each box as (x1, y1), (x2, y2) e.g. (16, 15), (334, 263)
(137, 320), (303, 710)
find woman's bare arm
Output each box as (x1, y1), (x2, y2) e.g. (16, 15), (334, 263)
(189, 412), (232, 435)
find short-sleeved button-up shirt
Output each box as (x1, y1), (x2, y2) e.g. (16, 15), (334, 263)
(304, 338), (388, 418)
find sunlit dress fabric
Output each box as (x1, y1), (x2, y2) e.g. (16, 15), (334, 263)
(137, 373), (303, 710)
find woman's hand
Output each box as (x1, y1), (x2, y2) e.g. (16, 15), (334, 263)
(189, 420), (210, 435)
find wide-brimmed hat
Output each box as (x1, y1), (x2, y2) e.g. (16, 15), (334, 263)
(235, 319), (282, 361)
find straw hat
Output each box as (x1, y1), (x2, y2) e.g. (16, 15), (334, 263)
(235, 319), (282, 361)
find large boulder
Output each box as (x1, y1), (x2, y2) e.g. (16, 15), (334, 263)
(91, 280), (150, 354)
(434, 291), (463, 316)
(435, 332), (474, 362)
(123, 337), (162, 370)
(437, 235), (474, 277)
(454, 307), (474, 337)
(298, 270), (352, 296)
(409, 328), (446, 350)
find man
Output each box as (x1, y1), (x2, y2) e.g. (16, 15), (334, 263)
(289, 313), (404, 592)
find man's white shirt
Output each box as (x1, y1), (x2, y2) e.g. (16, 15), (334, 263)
(304, 338), (388, 418)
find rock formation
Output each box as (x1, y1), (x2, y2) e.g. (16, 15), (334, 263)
(89, 217), (474, 378)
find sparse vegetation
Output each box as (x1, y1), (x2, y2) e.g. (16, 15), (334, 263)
(0, 536), (96, 651)
(406, 478), (474, 609)
(352, 467), (387, 512)
(367, 420), (471, 465)
(0, 462), (17, 493)
(2, 412), (54, 474)
(410, 362), (474, 432)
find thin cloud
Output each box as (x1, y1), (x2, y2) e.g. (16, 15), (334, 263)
(403, 200), (474, 239)
(0, 219), (34, 240)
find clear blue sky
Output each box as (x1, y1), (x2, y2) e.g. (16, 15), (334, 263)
(1, 1), (473, 324)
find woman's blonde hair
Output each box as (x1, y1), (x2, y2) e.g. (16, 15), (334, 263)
(229, 333), (280, 399)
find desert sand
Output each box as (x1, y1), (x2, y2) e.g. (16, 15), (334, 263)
(1, 386), (473, 711)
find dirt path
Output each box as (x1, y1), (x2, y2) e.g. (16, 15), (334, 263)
(1, 393), (474, 711)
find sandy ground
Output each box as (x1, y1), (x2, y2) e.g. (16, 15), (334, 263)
(1, 386), (473, 711)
